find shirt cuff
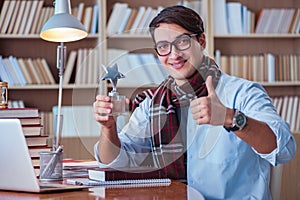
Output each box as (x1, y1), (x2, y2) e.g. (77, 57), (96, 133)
(93, 141), (130, 168)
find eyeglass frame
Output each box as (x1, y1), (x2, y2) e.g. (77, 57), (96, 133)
(154, 33), (199, 56)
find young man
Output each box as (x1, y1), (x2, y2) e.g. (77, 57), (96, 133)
(93, 5), (296, 199)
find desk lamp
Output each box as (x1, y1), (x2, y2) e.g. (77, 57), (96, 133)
(40, 0), (88, 151)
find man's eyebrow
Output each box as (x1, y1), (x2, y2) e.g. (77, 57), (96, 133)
(156, 33), (189, 44)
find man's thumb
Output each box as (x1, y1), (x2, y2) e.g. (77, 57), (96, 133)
(206, 75), (216, 96)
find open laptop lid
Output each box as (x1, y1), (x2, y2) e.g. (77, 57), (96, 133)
(0, 119), (88, 193)
(0, 119), (41, 193)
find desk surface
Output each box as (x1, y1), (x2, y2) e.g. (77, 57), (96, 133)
(0, 180), (204, 200)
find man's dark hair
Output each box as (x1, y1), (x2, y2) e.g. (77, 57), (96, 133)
(149, 5), (204, 41)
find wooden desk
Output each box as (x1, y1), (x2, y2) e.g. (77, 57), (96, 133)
(0, 180), (204, 200)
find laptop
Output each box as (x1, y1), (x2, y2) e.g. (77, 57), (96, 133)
(0, 118), (89, 193)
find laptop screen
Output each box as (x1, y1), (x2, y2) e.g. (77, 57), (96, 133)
(0, 119), (42, 192)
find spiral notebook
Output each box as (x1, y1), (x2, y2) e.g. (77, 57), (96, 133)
(66, 178), (171, 186)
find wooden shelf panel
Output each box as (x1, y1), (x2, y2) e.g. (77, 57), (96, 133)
(214, 34), (300, 39)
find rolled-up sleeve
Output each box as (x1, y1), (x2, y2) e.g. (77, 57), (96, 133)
(94, 97), (153, 168)
(217, 74), (297, 166)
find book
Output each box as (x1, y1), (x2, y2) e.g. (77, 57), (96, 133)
(18, 0), (32, 34)
(0, 0), (10, 32)
(88, 167), (167, 182)
(63, 50), (77, 84)
(33, 59), (49, 84)
(226, 2), (243, 34)
(25, 136), (48, 147)
(87, 181), (171, 198)
(17, 58), (33, 84)
(117, 7), (132, 34)
(22, 125), (43, 136)
(67, 177), (171, 186)
(76, 2), (85, 22)
(30, 0), (44, 34)
(129, 6), (146, 34)
(12, 0), (26, 34)
(106, 2), (128, 35)
(26, 58), (42, 84)
(0, 0), (16, 34)
(123, 8), (138, 33)
(9, 55), (27, 86)
(82, 6), (93, 33)
(24, 0), (39, 34)
(0, 56), (14, 85)
(0, 108), (39, 118)
(31, 158), (40, 167)
(6, 0), (20, 34)
(23, 58), (38, 84)
(28, 146), (52, 159)
(90, 3), (99, 34)
(213, 0), (228, 35)
(16, 117), (41, 125)
(39, 58), (55, 84)
(135, 6), (153, 34)
(2, 57), (20, 85)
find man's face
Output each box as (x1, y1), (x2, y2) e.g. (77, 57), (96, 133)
(154, 23), (205, 85)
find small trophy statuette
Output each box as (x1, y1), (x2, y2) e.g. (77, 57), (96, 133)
(101, 64), (126, 116)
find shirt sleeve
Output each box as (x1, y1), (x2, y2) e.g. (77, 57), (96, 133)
(94, 97), (153, 168)
(231, 80), (296, 166)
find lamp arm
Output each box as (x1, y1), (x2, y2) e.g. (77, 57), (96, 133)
(54, 42), (66, 151)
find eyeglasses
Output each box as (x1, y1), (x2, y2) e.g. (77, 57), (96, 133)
(154, 33), (199, 56)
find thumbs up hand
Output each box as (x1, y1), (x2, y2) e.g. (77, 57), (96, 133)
(190, 76), (227, 126)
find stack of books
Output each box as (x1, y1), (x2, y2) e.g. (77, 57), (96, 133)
(0, 107), (52, 176)
(67, 166), (171, 188)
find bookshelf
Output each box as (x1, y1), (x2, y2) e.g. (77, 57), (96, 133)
(0, 0), (104, 111)
(0, 0), (104, 161)
(213, 0), (300, 199)
(0, 0), (299, 197)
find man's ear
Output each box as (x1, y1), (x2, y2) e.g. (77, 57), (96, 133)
(199, 33), (206, 48)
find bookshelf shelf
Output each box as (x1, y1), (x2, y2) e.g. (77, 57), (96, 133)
(108, 34), (151, 39)
(9, 84), (100, 90)
(0, 34), (99, 39)
(214, 34), (300, 39)
(261, 81), (300, 87)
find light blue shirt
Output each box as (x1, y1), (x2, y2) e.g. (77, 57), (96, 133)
(95, 72), (296, 200)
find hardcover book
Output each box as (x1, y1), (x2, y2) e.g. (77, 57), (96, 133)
(0, 108), (39, 118)
(88, 167), (167, 181)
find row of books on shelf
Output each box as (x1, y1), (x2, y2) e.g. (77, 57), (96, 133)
(65, 47), (168, 86)
(70, 48), (102, 85)
(107, 0), (206, 35)
(213, 0), (300, 34)
(0, 0), (98, 35)
(272, 96), (300, 132)
(255, 8), (300, 34)
(216, 51), (300, 83)
(3, 96), (300, 136)
(0, 55), (55, 86)
(7, 99), (25, 108)
(107, 49), (168, 87)
(0, 107), (52, 176)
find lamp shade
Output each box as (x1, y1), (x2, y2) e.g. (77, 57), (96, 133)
(40, 0), (88, 42)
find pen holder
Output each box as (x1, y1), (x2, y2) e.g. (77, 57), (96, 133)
(39, 150), (63, 182)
